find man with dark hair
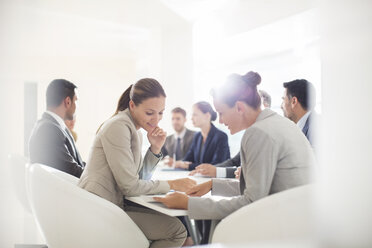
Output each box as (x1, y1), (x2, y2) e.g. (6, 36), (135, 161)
(29, 79), (85, 177)
(162, 107), (195, 166)
(282, 79), (318, 147)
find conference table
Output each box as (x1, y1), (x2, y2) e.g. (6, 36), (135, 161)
(126, 164), (210, 215)
(126, 162), (232, 244)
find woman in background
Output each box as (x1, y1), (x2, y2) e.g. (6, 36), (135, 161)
(171, 101), (230, 244)
(79, 78), (196, 248)
(173, 101), (230, 171)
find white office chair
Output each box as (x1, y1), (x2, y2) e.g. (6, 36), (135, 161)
(212, 184), (315, 244)
(28, 163), (150, 248)
(8, 154), (32, 214)
(42, 164), (79, 185)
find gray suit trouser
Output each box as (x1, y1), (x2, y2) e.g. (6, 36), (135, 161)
(125, 204), (187, 248)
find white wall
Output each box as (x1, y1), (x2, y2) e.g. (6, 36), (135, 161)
(0, 0), (193, 247)
(192, 2), (319, 155)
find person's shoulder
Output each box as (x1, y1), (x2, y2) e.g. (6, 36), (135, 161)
(308, 111), (320, 132)
(165, 133), (175, 142)
(114, 110), (134, 124)
(110, 110), (136, 127)
(258, 110), (294, 129)
(35, 117), (64, 135)
(98, 113), (136, 138)
(243, 124), (272, 143)
(166, 133), (174, 139)
(250, 112), (301, 144)
(213, 125), (228, 138)
(245, 124), (268, 134)
(185, 128), (196, 137)
(30, 118), (65, 145)
(309, 111), (320, 122)
(193, 130), (202, 139)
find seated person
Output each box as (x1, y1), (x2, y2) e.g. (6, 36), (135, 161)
(258, 89), (272, 109)
(170, 101), (230, 244)
(29, 79), (85, 178)
(281, 79), (319, 149)
(161, 107), (195, 165)
(190, 152), (240, 178)
(190, 90), (272, 178)
(79, 78), (196, 247)
(65, 116), (78, 142)
(155, 71), (315, 233)
(173, 101), (230, 171)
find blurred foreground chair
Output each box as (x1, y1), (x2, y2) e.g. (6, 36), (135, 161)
(212, 184), (315, 245)
(8, 154), (32, 213)
(9, 154), (47, 247)
(27, 163), (149, 248)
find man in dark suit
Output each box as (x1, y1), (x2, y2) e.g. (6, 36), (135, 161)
(281, 79), (318, 148)
(162, 107), (195, 166)
(29, 79), (85, 178)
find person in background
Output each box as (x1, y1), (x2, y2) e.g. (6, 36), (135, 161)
(160, 108), (195, 246)
(170, 101), (230, 244)
(190, 90), (273, 178)
(172, 101), (230, 171)
(281, 79), (318, 148)
(79, 78), (196, 248)
(29, 79), (85, 178)
(259, 89), (272, 108)
(161, 107), (195, 166)
(189, 152), (240, 178)
(155, 72), (315, 242)
(65, 116), (78, 142)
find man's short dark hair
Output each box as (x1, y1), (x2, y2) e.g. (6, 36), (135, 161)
(171, 107), (187, 117)
(283, 79), (316, 111)
(46, 79), (77, 108)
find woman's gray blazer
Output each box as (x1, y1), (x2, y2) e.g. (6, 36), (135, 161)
(79, 109), (170, 208)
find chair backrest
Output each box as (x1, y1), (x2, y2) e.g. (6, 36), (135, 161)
(28, 163), (149, 248)
(8, 154), (32, 214)
(212, 184), (315, 244)
(40, 164), (80, 185)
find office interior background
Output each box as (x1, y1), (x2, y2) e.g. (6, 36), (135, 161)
(0, 0), (371, 247)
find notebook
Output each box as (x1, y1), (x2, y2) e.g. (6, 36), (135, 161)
(139, 194), (166, 202)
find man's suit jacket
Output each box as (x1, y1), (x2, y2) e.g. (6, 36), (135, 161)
(183, 124), (230, 171)
(78, 109), (170, 208)
(29, 112), (85, 178)
(188, 109), (315, 220)
(215, 152), (241, 178)
(161, 129), (195, 159)
(302, 111), (318, 148)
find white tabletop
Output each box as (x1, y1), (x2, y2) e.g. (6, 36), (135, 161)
(125, 162), (212, 216)
(125, 194), (189, 216)
(151, 165), (211, 183)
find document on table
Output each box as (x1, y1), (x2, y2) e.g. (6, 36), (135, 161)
(126, 194), (188, 216)
(138, 194), (167, 202)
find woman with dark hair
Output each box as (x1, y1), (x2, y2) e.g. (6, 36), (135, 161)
(79, 78), (195, 247)
(168, 101), (230, 244)
(173, 101), (230, 171)
(155, 71), (314, 225)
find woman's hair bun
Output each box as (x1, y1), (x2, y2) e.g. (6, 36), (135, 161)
(242, 71), (261, 86)
(195, 101), (217, 122)
(210, 111), (217, 121)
